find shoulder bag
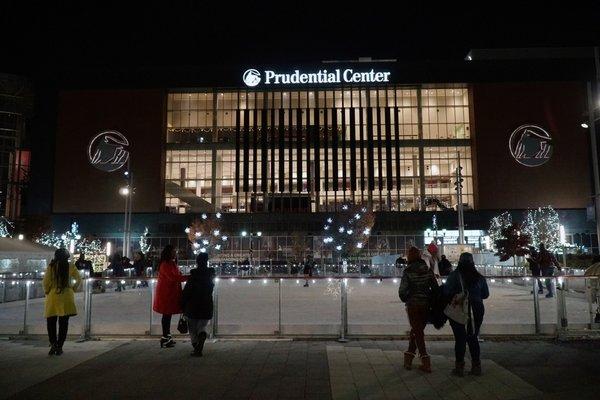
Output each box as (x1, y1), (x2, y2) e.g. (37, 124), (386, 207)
(443, 273), (469, 325)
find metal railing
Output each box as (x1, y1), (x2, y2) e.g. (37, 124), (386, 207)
(0, 274), (598, 339)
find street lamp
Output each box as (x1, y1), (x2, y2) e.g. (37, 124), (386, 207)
(119, 162), (133, 259)
(241, 230), (262, 267)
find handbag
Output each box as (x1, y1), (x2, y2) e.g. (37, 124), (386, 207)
(444, 273), (469, 325)
(177, 314), (188, 334)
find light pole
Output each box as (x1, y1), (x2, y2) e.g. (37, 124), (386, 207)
(241, 230), (262, 268)
(454, 153), (465, 244)
(119, 159), (133, 259)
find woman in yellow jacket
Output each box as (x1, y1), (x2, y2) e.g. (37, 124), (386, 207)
(43, 248), (81, 355)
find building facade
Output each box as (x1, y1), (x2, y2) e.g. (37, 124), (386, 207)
(49, 62), (598, 256)
(0, 73), (32, 221)
(165, 85), (473, 215)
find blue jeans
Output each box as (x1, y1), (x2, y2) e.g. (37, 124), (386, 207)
(449, 301), (484, 364)
(542, 267), (555, 296)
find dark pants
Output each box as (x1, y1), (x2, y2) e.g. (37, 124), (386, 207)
(161, 314), (172, 337)
(406, 304), (429, 356)
(542, 267), (555, 296)
(47, 316), (69, 346)
(536, 279), (544, 292)
(449, 302), (484, 364)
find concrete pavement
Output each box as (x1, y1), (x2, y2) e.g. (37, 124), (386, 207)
(1, 338), (598, 399)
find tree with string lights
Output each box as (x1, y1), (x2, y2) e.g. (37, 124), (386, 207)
(488, 212), (512, 251)
(494, 223), (531, 265)
(0, 217), (13, 238)
(523, 206), (561, 251)
(185, 212), (229, 256)
(321, 203), (375, 268)
(36, 222), (102, 254)
(139, 227), (152, 255)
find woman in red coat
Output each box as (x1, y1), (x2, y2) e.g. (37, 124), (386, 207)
(153, 245), (187, 347)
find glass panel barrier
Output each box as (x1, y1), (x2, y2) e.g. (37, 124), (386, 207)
(0, 280), (28, 334)
(91, 278), (151, 335)
(347, 278), (410, 336)
(281, 278), (339, 335)
(563, 276), (599, 328)
(217, 277), (279, 335)
(479, 277), (535, 335)
(537, 277), (559, 333)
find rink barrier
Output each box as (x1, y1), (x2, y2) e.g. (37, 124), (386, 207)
(1, 275), (598, 340)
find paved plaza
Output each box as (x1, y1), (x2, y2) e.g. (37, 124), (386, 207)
(1, 338), (599, 399)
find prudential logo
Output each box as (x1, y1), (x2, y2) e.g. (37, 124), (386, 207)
(243, 69), (261, 87)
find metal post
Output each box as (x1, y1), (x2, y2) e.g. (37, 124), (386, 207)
(556, 278), (568, 331)
(338, 278), (348, 342)
(82, 278), (92, 340)
(532, 278), (541, 334)
(148, 279), (155, 335)
(86, 278), (93, 337)
(22, 281), (30, 335)
(277, 278), (282, 336)
(587, 278), (594, 328)
(122, 168), (129, 259)
(211, 279), (219, 338)
(586, 82), (600, 250)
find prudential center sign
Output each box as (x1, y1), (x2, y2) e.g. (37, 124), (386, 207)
(242, 68), (391, 87)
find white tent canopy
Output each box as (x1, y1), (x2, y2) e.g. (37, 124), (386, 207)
(0, 238), (56, 273)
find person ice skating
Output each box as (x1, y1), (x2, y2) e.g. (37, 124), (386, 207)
(303, 255), (314, 287)
(443, 252), (489, 377)
(539, 243), (560, 298)
(526, 247), (544, 294)
(109, 253), (126, 291)
(438, 254), (453, 277)
(75, 253), (93, 277)
(133, 251), (146, 277)
(398, 246), (438, 373)
(181, 252), (215, 357)
(132, 251), (148, 287)
(43, 248), (81, 356)
(153, 245), (187, 348)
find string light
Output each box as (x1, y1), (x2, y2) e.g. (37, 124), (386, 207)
(139, 227), (152, 255)
(523, 206), (561, 251)
(187, 215), (228, 255)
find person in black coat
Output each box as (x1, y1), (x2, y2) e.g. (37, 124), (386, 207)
(526, 247), (543, 294)
(181, 252), (215, 357)
(438, 255), (453, 277)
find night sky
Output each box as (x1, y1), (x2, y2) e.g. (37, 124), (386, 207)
(3, 3), (600, 81)
(2, 2), (600, 215)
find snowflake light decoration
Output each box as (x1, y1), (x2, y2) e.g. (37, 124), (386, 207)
(186, 213), (228, 255)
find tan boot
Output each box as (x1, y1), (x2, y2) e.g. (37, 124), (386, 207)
(403, 352), (415, 370)
(418, 355), (432, 373)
